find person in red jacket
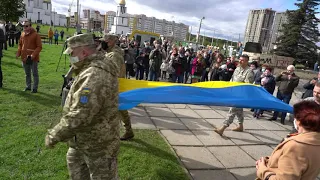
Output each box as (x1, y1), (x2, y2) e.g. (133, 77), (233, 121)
(16, 20), (42, 93)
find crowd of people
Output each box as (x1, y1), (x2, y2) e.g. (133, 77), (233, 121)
(1, 19), (320, 180)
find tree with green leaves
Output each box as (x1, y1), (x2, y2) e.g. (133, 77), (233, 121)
(0, 0), (25, 22)
(274, 0), (320, 64)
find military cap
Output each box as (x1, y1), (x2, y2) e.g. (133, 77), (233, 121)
(99, 33), (118, 41)
(63, 33), (95, 54)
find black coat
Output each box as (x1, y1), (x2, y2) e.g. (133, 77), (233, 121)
(302, 78), (317, 99)
(257, 75), (276, 94)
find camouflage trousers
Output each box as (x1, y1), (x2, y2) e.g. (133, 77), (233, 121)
(223, 107), (244, 127)
(119, 110), (132, 132)
(66, 147), (119, 180)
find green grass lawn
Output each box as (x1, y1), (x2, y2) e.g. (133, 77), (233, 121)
(0, 44), (189, 180)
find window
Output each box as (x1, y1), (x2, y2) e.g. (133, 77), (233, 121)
(26, 12), (28, 18)
(122, 17), (124, 23)
(38, 12), (40, 20)
(47, 3), (49, 10)
(28, 0), (30, 6)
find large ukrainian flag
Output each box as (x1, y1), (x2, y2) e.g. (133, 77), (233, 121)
(118, 79), (293, 113)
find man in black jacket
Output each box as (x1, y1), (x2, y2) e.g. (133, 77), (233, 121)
(0, 27), (4, 88)
(302, 72), (320, 99)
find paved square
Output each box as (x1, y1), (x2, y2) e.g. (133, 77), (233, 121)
(141, 103), (167, 107)
(130, 116), (156, 129)
(174, 147), (224, 169)
(188, 105), (212, 110)
(170, 109), (201, 118)
(128, 107), (148, 117)
(248, 130), (283, 145)
(205, 118), (236, 129)
(208, 146), (256, 168)
(190, 170), (237, 180)
(166, 104), (188, 109)
(145, 107), (176, 117)
(224, 131), (263, 145)
(151, 117), (188, 130)
(229, 168), (257, 180)
(179, 118), (213, 130)
(195, 110), (225, 119)
(240, 145), (274, 160)
(256, 120), (287, 131)
(160, 130), (202, 146)
(193, 130), (235, 146)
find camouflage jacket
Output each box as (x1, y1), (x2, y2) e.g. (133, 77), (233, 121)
(107, 45), (126, 78)
(48, 52), (120, 156)
(230, 66), (254, 83)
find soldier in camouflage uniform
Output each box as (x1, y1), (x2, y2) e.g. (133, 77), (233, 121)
(45, 33), (120, 180)
(100, 34), (134, 141)
(214, 54), (254, 136)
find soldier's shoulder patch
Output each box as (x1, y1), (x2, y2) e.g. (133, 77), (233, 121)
(79, 87), (90, 104)
(80, 95), (89, 104)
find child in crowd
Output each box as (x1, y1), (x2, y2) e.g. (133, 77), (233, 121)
(160, 60), (169, 80)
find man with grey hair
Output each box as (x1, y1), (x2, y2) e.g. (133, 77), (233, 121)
(45, 33), (120, 179)
(269, 65), (300, 124)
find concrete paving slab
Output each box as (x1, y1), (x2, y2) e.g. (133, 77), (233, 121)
(240, 145), (274, 160)
(190, 170), (237, 180)
(248, 130), (283, 145)
(160, 130), (203, 146)
(224, 131), (263, 145)
(128, 107), (148, 117)
(151, 117), (188, 130)
(170, 109), (201, 118)
(242, 120), (265, 130)
(165, 104), (188, 109)
(145, 107), (176, 117)
(210, 106), (231, 111)
(195, 110), (225, 119)
(193, 130), (235, 146)
(273, 121), (294, 131)
(130, 116), (156, 129)
(174, 146), (225, 170)
(271, 130), (290, 139)
(208, 146), (256, 168)
(179, 118), (213, 130)
(141, 103), (167, 107)
(188, 105), (212, 110)
(229, 168), (257, 180)
(256, 120), (287, 131)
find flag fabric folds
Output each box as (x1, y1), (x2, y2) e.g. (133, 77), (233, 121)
(118, 79), (293, 113)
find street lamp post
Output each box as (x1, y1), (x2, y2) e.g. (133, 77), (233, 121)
(196, 16), (205, 50)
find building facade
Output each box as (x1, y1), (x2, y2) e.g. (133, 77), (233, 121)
(270, 12), (288, 51)
(244, 8), (276, 53)
(20, 0), (67, 26)
(80, 9), (105, 31)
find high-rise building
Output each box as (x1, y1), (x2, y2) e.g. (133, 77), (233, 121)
(270, 12), (288, 51)
(244, 8), (276, 52)
(105, 11), (116, 33)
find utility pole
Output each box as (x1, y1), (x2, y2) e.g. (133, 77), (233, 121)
(76, 0), (80, 33)
(188, 26), (192, 42)
(202, 31), (205, 46)
(196, 17), (205, 50)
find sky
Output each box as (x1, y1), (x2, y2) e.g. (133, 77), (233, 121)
(51, 0), (319, 42)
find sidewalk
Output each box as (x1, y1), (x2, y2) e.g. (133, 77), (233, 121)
(128, 103), (320, 180)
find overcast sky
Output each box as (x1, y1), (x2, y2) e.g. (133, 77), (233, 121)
(51, 0), (319, 42)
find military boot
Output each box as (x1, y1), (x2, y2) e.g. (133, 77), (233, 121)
(214, 125), (227, 136)
(120, 130), (134, 141)
(232, 124), (244, 132)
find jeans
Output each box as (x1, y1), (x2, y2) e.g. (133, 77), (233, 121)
(22, 61), (39, 90)
(148, 70), (159, 81)
(172, 73), (184, 83)
(0, 58), (2, 87)
(135, 67), (144, 80)
(272, 91), (292, 122)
